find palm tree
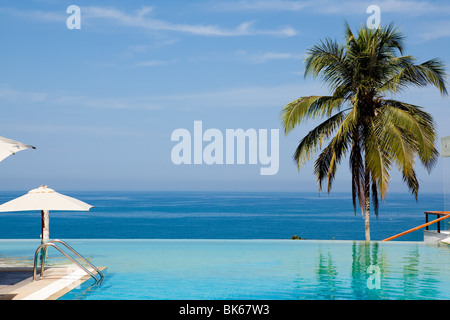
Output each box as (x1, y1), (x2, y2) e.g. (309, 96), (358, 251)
(281, 22), (447, 241)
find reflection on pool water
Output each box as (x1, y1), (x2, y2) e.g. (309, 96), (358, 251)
(1, 239), (450, 300)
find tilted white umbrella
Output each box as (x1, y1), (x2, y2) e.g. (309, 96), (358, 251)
(0, 136), (35, 162)
(0, 185), (93, 241)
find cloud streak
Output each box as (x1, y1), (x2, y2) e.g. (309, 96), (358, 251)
(235, 50), (304, 64)
(207, 0), (313, 12)
(134, 59), (177, 68)
(0, 86), (47, 103)
(0, 4), (298, 37)
(0, 82), (325, 111)
(419, 20), (450, 41)
(0, 6), (66, 22)
(83, 6), (297, 37)
(207, 0), (450, 15)
(138, 82), (326, 109)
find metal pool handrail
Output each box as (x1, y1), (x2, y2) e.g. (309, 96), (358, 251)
(33, 239), (103, 284)
(47, 239), (104, 279)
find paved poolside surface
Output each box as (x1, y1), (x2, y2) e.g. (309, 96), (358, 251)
(0, 266), (106, 300)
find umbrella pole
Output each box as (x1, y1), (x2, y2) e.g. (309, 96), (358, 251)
(40, 210), (49, 263)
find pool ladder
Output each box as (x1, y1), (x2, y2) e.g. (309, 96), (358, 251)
(33, 239), (104, 284)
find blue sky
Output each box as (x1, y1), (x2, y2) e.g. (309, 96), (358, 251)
(0, 0), (449, 196)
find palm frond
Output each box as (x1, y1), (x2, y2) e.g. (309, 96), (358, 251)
(293, 109), (349, 170)
(364, 120), (391, 200)
(281, 95), (346, 134)
(304, 38), (352, 90)
(375, 22), (404, 56)
(313, 110), (355, 192)
(401, 166), (419, 200)
(373, 107), (420, 198)
(381, 58), (448, 95)
(382, 100), (438, 171)
(371, 178), (379, 217)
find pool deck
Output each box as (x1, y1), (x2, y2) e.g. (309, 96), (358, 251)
(0, 266), (106, 300)
(424, 230), (450, 243)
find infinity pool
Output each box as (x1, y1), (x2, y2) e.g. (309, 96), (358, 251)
(2, 239), (450, 300)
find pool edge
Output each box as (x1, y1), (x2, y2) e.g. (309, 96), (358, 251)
(0, 266), (107, 300)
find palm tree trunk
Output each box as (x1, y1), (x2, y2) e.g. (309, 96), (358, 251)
(364, 167), (371, 241)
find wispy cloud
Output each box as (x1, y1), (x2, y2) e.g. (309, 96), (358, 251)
(0, 86), (161, 110)
(141, 82), (327, 109)
(206, 0), (313, 12)
(366, 0), (450, 15)
(419, 20), (450, 41)
(204, 0), (450, 41)
(0, 6), (65, 22)
(235, 50), (304, 64)
(134, 59), (177, 68)
(187, 49), (304, 66)
(0, 86), (47, 103)
(49, 84), (310, 110)
(54, 95), (162, 110)
(0, 82), (324, 111)
(128, 39), (179, 53)
(0, 4), (297, 37)
(207, 0), (450, 15)
(115, 39), (179, 62)
(83, 6), (297, 37)
(0, 123), (142, 136)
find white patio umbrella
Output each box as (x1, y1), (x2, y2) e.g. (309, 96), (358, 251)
(0, 136), (35, 162)
(0, 185), (93, 241)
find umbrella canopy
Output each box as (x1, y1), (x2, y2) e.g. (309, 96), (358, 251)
(0, 136), (35, 162)
(0, 185), (93, 212)
(0, 185), (93, 240)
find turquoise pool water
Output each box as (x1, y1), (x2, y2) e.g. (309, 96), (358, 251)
(2, 239), (450, 300)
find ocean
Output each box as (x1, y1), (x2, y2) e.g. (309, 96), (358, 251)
(0, 191), (447, 241)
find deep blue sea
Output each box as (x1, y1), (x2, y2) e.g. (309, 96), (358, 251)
(0, 191), (447, 241)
